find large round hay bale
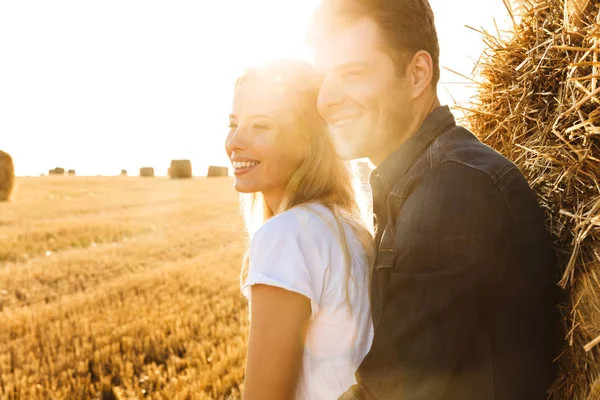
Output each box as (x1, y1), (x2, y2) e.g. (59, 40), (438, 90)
(48, 167), (65, 176)
(466, 1), (600, 398)
(67, 169), (76, 176)
(207, 166), (228, 177)
(139, 167), (154, 177)
(120, 169), (127, 176)
(0, 150), (15, 202)
(169, 159), (192, 179)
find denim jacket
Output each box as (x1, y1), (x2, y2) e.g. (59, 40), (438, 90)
(340, 106), (559, 400)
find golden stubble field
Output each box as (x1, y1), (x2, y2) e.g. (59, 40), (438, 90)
(0, 176), (249, 400)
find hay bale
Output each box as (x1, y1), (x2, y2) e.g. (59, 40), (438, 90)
(67, 169), (76, 176)
(139, 167), (154, 177)
(48, 167), (65, 176)
(567, 0), (591, 28)
(120, 169), (127, 176)
(207, 166), (228, 177)
(0, 150), (15, 202)
(465, 1), (600, 398)
(169, 159), (192, 179)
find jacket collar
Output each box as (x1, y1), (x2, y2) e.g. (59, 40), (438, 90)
(371, 105), (456, 191)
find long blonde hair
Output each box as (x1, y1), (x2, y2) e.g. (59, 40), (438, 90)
(234, 59), (375, 304)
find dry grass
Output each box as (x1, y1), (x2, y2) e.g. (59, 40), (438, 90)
(0, 176), (248, 399)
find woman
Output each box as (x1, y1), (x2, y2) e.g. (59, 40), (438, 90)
(226, 59), (374, 400)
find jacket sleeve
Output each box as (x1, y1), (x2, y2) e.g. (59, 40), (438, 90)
(356, 161), (512, 400)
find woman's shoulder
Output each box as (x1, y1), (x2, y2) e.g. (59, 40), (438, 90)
(255, 202), (336, 239)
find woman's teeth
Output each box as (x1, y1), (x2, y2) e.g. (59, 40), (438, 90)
(233, 161), (259, 169)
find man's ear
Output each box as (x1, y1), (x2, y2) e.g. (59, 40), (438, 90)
(409, 50), (434, 99)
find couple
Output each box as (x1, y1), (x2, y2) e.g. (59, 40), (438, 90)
(226, 1), (559, 399)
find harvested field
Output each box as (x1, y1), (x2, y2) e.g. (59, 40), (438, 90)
(0, 176), (248, 400)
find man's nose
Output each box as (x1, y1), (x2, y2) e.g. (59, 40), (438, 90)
(318, 76), (346, 117)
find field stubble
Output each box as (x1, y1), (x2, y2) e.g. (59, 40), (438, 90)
(0, 177), (249, 399)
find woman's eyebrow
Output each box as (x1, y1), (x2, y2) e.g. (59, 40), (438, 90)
(229, 114), (275, 122)
(247, 114), (276, 121)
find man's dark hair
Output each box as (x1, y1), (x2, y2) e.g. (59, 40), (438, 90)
(309, 0), (441, 86)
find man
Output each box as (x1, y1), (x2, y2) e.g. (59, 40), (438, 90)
(310, 1), (560, 399)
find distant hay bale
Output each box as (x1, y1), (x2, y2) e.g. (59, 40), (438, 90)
(0, 150), (15, 202)
(67, 169), (76, 176)
(207, 166), (228, 177)
(48, 167), (65, 176)
(465, 1), (600, 398)
(120, 169), (127, 176)
(139, 167), (154, 177)
(169, 159), (192, 179)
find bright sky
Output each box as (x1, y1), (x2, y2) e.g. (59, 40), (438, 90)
(0, 1), (512, 176)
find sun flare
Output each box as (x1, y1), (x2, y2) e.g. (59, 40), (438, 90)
(0, 0), (510, 177)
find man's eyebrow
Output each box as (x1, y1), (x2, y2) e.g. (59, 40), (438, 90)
(335, 61), (370, 73)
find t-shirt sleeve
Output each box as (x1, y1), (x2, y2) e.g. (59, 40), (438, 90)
(241, 211), (323, 317)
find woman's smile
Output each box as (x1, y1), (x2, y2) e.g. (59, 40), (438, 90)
(232, 160), (261, 176)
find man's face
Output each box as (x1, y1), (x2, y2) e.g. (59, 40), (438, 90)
(315, 17), (413, 161)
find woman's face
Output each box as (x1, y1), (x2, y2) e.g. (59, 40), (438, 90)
(226, 82), (307, 196)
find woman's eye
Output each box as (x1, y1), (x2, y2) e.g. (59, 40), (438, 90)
(252, 124), (270, 130)
(228, 123), (238, 130)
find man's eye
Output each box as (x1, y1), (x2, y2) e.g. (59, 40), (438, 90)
(252, 124), (269, 130)
(342, 70), (364, 81)
(228, 123), (238, 130)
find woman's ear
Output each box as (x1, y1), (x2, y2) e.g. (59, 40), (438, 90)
(409, 50), (434, 99)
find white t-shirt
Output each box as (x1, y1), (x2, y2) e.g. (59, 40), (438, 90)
(242, 203), (374, 400)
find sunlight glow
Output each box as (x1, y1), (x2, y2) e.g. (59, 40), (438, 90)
(0, 0), (511, 176)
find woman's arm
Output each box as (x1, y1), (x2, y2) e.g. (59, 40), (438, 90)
(243, 284), (311, 400)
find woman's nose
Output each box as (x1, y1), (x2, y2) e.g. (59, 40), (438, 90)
(225, 125), (248, 154)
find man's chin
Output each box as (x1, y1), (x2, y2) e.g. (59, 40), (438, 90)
(333, 137), (369, 161)
(331, 123), (372, 160)
(337, 149), (367, 161)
